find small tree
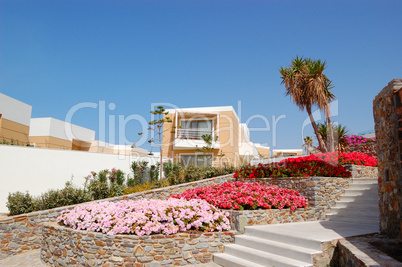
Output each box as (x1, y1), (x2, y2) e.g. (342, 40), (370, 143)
(139, 106), (172, 179)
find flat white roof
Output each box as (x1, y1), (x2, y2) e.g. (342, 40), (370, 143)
(29, 117), (95, 142)
(166, 106), (239, 122)
(0, 93), (32, 126)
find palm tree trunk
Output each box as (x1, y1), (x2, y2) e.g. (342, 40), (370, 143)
(306, 105), (327, 153)
(325, 105), (335, 152)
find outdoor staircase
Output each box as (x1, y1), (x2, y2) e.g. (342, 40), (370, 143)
(326, 178), (379, 224)
(213, 178), (379, 267)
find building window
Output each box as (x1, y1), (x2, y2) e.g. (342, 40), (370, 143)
(178, 119), (213, 140)
(180, 154), (213, 167)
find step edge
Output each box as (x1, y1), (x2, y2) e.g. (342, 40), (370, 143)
(224, 244), (313, 266)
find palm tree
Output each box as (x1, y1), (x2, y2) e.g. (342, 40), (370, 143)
(280, 56), (336, 152)
(317, 122), (349, 152)
(334, 124), (349, 152)
(302, 136), (314, 155)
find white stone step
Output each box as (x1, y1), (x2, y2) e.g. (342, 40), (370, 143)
(235, 235), (321, 263)
(224, 244), (313, 267)
(327, 213), (380, 221)
(244, 226), (322, 251)
(339, 195), (378, 203)
(328, 208), (379, 218)
(213, 253), (267, 267)
(327, 215), (379, 224)
(334, 201), (378, 209)
(348, 184), (378, 190)
(343, 189), (378, 196)
(352, 178), (377, 184)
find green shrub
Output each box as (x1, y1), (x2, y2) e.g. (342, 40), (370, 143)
(7, 182), (92, 215)
(149, 164), (159, 182)
(131, 161), (148, 184)
(183, 165), (202, 182)
(127, 175), (136, 188)
(36, 183), (91, 210)
(6, 191), (34, 215)
(85, 169), (127, 199)
(112, 169), (125, 185)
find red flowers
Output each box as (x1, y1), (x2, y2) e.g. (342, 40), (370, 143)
(233, 152), (376, 179)
(170, 182), (308, 211)
(296, 152), (377, 167)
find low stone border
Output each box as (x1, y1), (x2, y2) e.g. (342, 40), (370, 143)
(0, 174), (234, 260)
(330, 237), (402, 267)
(41, 222), (235, 267)
(226, 207), (326, 233)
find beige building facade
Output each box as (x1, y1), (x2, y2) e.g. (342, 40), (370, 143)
(162, 106), (270, 167)
(0, 93), (32, 145)
(272, 149), (303, 157)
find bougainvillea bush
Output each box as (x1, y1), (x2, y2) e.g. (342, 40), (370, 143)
(346, 135), (375, 146)
(311, 152), (377, 167)
(170, 182), (308, 211)
(57, 198), (230, 236)
(233, 152), (377, 179)
(234, 158), (351, 179)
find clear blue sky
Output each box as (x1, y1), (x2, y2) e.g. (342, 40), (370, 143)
(1, 0), (401, 151)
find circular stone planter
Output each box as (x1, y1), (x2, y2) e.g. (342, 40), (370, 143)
(41, 222), (235, 266)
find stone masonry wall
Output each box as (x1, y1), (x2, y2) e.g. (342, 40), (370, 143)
(0, 174), (234, 260)
(41, 222), (235, 267)
(348, 142), (377, 158)
(373, 78), (402, 239)
(226, 207), (326, 233)
(330, 238), (402, 267)
(344, 165), (378, 179)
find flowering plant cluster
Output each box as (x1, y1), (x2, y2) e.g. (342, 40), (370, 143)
(170, 182), (308, 210)
(57, 198), (230, 236)
(234, 157), (351, 179)
(87, 168), (125, 185)
(346, 135), (375, 146)
(311, 152), (377, 167)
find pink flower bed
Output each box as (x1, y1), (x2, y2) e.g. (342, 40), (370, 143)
(170, 182), (308, 211)
(57, 198), (230, 236)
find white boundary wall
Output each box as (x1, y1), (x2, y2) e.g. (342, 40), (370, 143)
(0, 145), (159, 213)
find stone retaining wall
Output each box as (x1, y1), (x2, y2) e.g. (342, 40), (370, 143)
(226, 207), (326, 233)
(41, 222), (235, 267)
(344, 165), (378, 179)
(348, 142), (377, 158)
(237, 176), (352, 210)
(373, 78), (402, 240)
(330, 237), (402, 267)
(0, 174), (234, 260)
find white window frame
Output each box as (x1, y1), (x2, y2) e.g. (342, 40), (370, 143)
(177, 118), (216, 140)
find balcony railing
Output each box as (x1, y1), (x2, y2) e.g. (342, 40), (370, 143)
(177, 129), (214, 141)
